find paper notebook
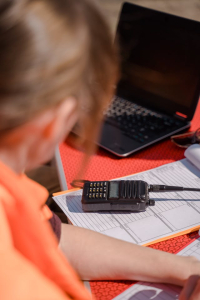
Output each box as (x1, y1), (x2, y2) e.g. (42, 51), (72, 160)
(53, 144), (200, 246)
(112, 282), (181, 300)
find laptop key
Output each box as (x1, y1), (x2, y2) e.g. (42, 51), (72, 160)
(164, 121), (173, 127)
(139, 138), (144, 143)
(139, 127), (146, 132)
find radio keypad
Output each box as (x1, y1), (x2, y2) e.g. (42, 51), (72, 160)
(88, 182), (107, 200)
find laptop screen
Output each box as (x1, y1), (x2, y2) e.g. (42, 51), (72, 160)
(116, 3), (200, 120)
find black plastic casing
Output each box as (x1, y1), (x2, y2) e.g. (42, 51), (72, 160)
(81, 180), (150, 212)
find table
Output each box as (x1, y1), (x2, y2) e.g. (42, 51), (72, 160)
(56, 100), (200, 300)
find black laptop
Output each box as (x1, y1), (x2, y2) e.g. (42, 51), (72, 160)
(98, 2), (200, 157)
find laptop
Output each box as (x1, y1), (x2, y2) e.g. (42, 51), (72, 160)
(97, 2), (200, 157)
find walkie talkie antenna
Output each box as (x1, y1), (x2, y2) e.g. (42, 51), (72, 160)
(149, 185), (200, 193)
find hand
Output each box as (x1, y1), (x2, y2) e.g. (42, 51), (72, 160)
(179, 275), (200, 300)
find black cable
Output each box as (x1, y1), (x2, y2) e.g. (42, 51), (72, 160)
(149, 184), (200, 192)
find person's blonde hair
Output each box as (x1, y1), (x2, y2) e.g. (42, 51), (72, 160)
(0, 0), (118, 158)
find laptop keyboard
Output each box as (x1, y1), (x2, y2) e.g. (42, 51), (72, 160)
(104, 97), (185, 144)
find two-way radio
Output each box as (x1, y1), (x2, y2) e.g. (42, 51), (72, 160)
(79, 180), (200, 212)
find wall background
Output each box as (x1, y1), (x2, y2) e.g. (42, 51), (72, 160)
(98, 0), (200, 34)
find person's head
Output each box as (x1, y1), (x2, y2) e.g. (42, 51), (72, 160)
(0, 0), (117, 172)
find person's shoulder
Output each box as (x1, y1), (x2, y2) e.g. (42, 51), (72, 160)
(0, 183), (15, 207)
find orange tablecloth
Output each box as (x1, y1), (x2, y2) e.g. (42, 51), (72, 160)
(58, 100), (200, 299)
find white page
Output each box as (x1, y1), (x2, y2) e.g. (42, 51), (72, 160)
(53, 159), (200, 245)
(112, 282), (180, 300)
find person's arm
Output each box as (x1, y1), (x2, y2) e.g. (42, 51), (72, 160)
(59, 223), (200, 285)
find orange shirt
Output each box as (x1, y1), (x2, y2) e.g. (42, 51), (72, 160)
(0, 160), (92, 300)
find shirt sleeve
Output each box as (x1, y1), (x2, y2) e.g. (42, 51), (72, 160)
(0, 199), (68, 300)
(49, 212), (62, 241)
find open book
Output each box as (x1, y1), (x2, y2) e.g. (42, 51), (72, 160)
(53, 144), (200, 246)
